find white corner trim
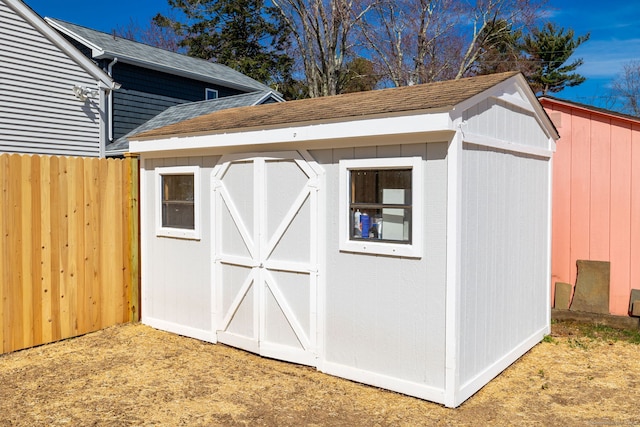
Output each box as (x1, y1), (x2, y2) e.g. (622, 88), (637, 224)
(444, 130), (462, 408)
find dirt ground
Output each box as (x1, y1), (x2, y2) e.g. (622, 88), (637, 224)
(0, 321), (639, 427)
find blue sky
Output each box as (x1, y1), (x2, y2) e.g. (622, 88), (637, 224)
(24, 0), (639, 110)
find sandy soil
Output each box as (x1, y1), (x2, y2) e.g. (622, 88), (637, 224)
(0, 321), (638, 426)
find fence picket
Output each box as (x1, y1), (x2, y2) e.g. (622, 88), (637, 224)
(0, 153), (139, 354)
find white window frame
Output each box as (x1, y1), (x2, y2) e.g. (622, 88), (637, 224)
(205, 88), (219, 100)
(155, 166), (201, 240)
(339, 157), (423, 258)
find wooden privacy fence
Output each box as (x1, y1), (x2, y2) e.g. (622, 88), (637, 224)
(0, 153), (139, 354)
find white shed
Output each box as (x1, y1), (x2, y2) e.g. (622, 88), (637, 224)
(130, 71), (558, 408)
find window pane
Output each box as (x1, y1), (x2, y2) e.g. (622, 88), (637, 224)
(162, 175), (194, 229)
(351, 169), (411, 204)
(164, 175), (194, 202)
(162, 202), (195, 229)
(349, 168), (412, 243)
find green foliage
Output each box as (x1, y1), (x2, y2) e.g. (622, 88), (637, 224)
(522, 22), (590, 95)
(339, 57), (380, 94)
(475, 20), (528, 76)
(542, 335), (555, 344)
(154, 0), (293, 86)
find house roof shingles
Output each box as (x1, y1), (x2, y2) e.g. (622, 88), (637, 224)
(105, 91), (281, 153)
(134, 71), (520, 141)
(46, 18), (273, 93)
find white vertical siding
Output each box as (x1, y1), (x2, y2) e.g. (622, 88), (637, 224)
(457, 143), (550, 388)
(315, 141), (449, 398)
(463, 98), (550, 149)
(0, 1), (102, 156)
(140, 155), (220, 341)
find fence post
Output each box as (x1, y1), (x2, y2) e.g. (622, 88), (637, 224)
(124, 153), (140, 322)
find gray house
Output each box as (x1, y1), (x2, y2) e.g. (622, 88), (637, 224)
(46, 18), (277, 153)
(106, 90), (283, 156)
(0, 0), (279, 157)
(0, 0), (120, 157)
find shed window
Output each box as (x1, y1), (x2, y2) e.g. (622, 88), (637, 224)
(162, 175), (194, 229)
(339, 157), (423, 258)
(350, 169), (412, 242)
(156, 166), (201, 240)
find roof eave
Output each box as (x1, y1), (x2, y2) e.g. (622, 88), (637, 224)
(91, 50), (268, 93)
(539, 96), (640, 125)
(130, 109), (455, 154)
(4, 11), (119, 90)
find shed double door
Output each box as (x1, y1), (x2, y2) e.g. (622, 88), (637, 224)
(212, 152), (320, 366)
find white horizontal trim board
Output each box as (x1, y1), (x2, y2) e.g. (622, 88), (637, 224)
(143, 317), (216, 344)
(453, 326), (548, 407)
(463, 132), (553, 158)
(131, 112), (452, 153)
(322, 362), (446, 405)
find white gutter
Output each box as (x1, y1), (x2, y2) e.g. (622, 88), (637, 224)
(107, 57), (119, 142)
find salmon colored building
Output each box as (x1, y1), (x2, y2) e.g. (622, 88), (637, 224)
(541, 97), (640, 316)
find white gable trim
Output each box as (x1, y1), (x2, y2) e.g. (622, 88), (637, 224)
(462, 132), (554, 158)
(252, 91), (285, 105)
(5, 0), (119, 91)
(453, 74), (558, 144)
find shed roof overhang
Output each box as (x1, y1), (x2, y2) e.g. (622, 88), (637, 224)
(129, 108), (458, 157)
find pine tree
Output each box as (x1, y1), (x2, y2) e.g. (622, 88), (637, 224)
(154, 0), (292, 87)
(522, 23), (590, 95)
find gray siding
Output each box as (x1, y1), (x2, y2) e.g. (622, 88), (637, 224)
(110, 63), (245, 140)
(313, 141), (449, 390)
(113, 89), (190, 140)
(0, 1), (102, 156)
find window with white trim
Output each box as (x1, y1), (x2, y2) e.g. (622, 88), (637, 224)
(339, 157), (422, 257)
(156, 166), (201, 240)
(205, 88), (219, 100)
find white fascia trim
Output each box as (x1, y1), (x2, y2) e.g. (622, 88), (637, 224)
(44, 17), (103, 53)
(17, 14), (118, 90)
(130, 111), (453, 154)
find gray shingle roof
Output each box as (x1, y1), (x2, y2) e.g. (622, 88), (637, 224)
(46, 18), (273, 93)
(106, 91), (282, 154)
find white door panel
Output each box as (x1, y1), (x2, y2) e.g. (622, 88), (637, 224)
(213, 152), (319, 366)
